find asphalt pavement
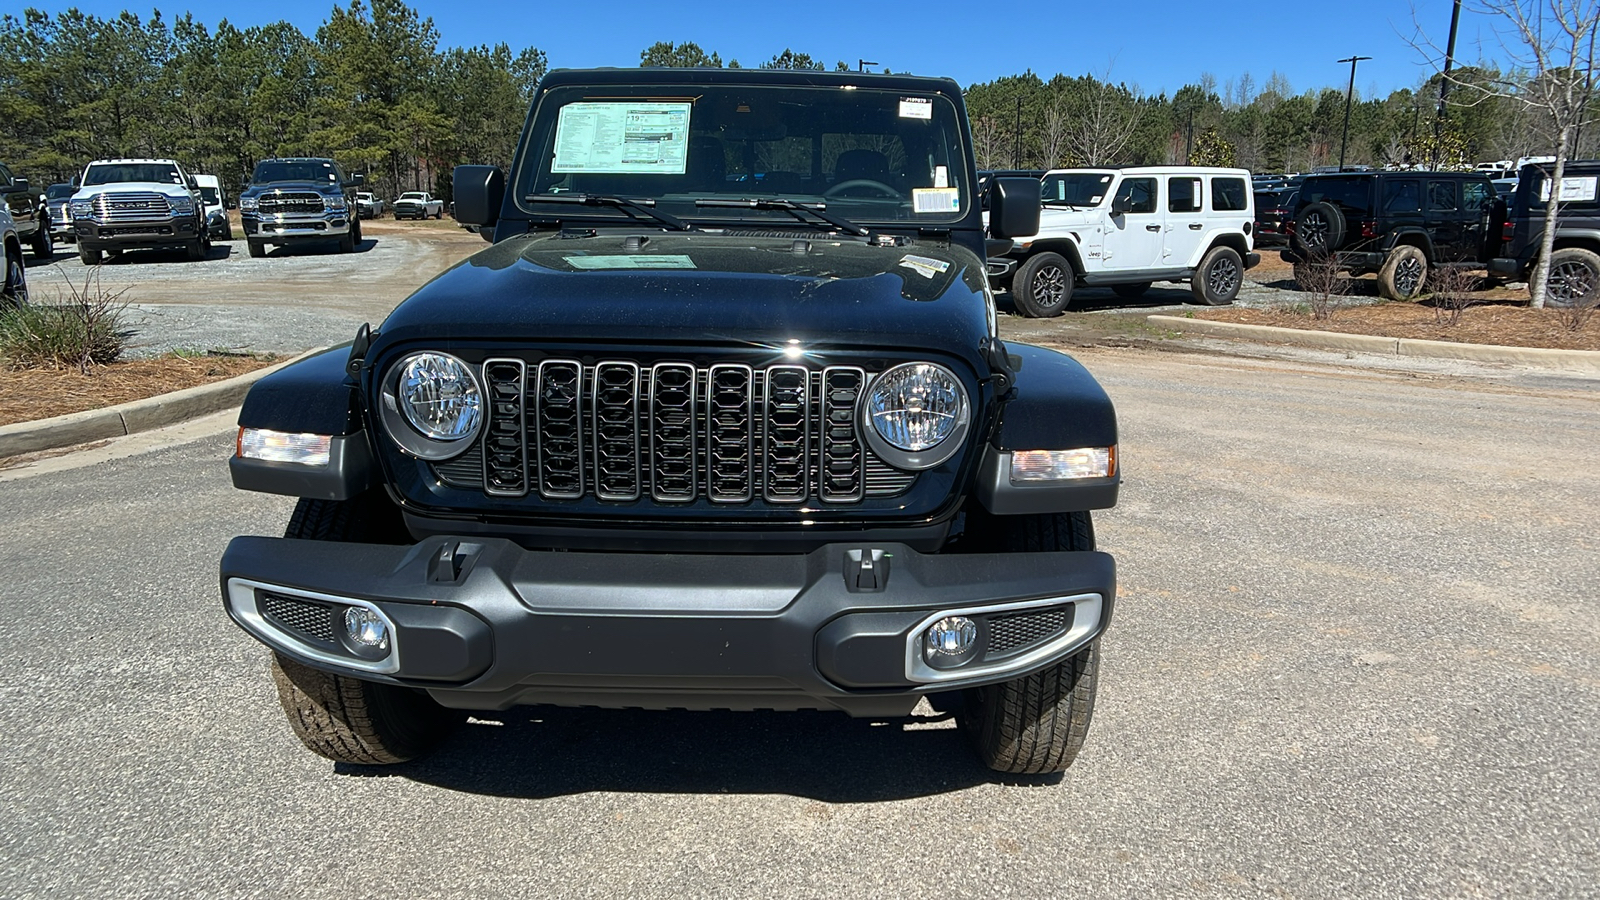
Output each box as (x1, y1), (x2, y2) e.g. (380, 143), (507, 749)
(1, 349), (1596, 898)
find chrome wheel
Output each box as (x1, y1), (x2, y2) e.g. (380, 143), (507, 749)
(1393, 256), (1424, 297)
(1031, 263), (1068, 308)
(1548, 259), (1599, 308)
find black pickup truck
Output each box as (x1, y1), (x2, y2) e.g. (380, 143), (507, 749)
(238, 157), (363, 257)
(221, 67), (1121, 775)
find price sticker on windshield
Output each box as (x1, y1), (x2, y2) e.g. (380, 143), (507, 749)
(912, 188), (960, 213)
(898, 97), (932, 120)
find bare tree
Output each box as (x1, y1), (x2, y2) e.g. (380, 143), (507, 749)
(1039, 94), (1071, 168)
(1411, 0), (1599, 307)
(1064, 66), (1145, 165)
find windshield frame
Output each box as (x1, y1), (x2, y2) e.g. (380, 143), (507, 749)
(511, 81), (976, 229)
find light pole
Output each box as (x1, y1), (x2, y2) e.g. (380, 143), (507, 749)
(1337, 55), (1371, 170)
(1013, 96), (1022, 169)
(857, 59), (877, 73)
(1432, 0), (1462, 168)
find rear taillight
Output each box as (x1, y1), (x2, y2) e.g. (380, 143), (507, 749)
(1360, 220), (1378, 239)
(1501, 220), (1515, 241)
(1285, 219), (1297, 236)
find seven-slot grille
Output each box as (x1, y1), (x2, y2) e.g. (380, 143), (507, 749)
(457, 359), (890, 505)
(90, 191), (172, 223)
(258, 191), (326, 214)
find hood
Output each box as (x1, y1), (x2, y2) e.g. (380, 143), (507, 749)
(72, 182), (189, 200)
(241, 180), (341, 196)
(374, 231), (994, 367)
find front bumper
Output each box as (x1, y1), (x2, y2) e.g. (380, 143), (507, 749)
(221, 536), (1115, 717)
(242, 211), (351, 240)
(75, 217), (195, 249)
(1488, 256), (1522, 278)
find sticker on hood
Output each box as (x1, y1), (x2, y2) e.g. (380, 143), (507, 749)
(898, 254), (951, 279)
(563, 254), (696, 270)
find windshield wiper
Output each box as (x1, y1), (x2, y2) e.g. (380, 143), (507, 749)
(693, 197), (869, 237)
(523, 193), (694, 231)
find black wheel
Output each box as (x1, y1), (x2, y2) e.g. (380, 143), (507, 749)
(270, 493), (458, 765)
(338, 228), (356, 252)
(222, 222), (234, 241)
(351, 215), (363, 246)
(959, 511), (1101, 774)
(29, 224), (51, 259)
(1378, 244), (1428, 301)
(1543, 247), (1600, 309)
(1191, 246), (1244, 305)
(1013, 252), (1074, 317)
(1111, 282), (1151, 299)
(78, 245), (101, 265)
(247, 239), (266, 258)
(1292, 201), (1346, 256)
(185, 238), (205, 261)
(2, 245), (28, 307)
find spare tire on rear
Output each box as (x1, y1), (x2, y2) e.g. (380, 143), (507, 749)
(1293, 201), (1346, 257)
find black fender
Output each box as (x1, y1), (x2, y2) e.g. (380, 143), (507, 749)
(976, 342), (1120, 515)
(1383, 228), (1437, 260)
(231, 343), (379, 500)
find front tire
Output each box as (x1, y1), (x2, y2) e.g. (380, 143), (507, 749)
(338, 229), (356, 253)
(959, 511), (1102, 774)
(30, 225), (52, 259)
(1543, 247), (1600, 308)
(1378, 244), (1428, 301)
(1191, 245), (1244, 305)
(79, 245), (102, 265)
(269, 493), (458, 765)
(1013, 252), (1074, 317)
(2, 246), (28, 307)
(247, 239), (266, 258)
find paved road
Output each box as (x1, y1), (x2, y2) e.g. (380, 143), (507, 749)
(1, 349), (1597, 898)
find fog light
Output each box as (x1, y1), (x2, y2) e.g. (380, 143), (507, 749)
(924, 616), (978, 668)
(343, 606), (389, 651)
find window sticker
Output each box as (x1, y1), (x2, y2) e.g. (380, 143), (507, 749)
(934, 165), (949, 188)
(898, 97), (932, 120)
(1539, 175), (1598, 203)
(552, 102), (692, 174)
(912, 187), (960, 213)
(899, 254), (952, 278)
(563, 255), (696, 270)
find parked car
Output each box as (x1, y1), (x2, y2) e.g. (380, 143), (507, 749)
(1282, 169), (1499, 300)
(1488, 159), (1600, 307)
(1492, 177), (1518, 200)
(222, 66), (1120, 776)
(355, 192), (384, 219)
(0, 201), (27, 306)
(392, 191), (443, 219)
(238, 157), (363, 257)
(69, 158), (209, 264)
(45, 183), (75, 244)
(1, 161), (52, 259)
(1254, 188), (1297, 247)
(193, 174), (232, 241)
(994, 165), (1260, 313)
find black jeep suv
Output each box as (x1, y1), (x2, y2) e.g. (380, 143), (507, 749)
(1488, 159), (1600, 308)
(1283, 170), (1499, 300)
(221, 67), (1120, 776)
(238, 158), (363, 257)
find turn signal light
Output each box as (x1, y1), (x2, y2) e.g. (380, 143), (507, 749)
(1010, 447), (1117, 483)
(237, 427), (332, 466)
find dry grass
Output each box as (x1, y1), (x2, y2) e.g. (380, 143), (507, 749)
(0, 354), (275, 427)
(1195, 301), (1600, 351)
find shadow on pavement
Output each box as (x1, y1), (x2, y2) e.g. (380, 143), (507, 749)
(339, 703), (1060, 801)
(257, 237), (378, 257)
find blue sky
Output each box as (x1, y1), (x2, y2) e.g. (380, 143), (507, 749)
(23, 0), (1508, 99)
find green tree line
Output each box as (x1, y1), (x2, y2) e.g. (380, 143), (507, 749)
(2, 3), (1594, 202)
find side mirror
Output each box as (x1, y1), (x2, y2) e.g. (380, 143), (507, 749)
(351, 173), (365, 187)
(12, 178), (29, 192)
(987, 177), (1040, 240)
(453, 165), (504, 232)
(1111, 194), (1132, 215)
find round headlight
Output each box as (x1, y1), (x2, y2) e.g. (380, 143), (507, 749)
(397, 352), (482, 441)
(861, 362), (970, 470)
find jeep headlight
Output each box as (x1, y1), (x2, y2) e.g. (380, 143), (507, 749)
(861, 362), (970, 470)
(379, 352), (483, 459)
(239, 196), (258, 211)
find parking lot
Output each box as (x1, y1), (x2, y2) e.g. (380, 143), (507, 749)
(2, 228), (1598, 897)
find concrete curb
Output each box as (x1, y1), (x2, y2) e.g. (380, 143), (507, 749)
(1146, 315), (1600, 374)
(0, 346), (334, 459)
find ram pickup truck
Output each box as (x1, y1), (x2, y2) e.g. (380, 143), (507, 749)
(70, 158), (209, 264)
(392, 191), (443, 219)
(221, 67), (1120, 776)
(239, 157), (363, 257)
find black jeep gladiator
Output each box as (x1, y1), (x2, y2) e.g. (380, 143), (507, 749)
(221, 67), (1121, 775)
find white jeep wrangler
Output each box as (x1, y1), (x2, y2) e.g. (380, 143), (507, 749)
(995, 166), (1260, 316)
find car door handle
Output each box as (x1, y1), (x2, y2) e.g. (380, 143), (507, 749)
(1189, 223), (1203, 230)
(1145, 224), (1161, 232)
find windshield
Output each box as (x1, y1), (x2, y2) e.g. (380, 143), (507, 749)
(46, 184), (74, 200)
(400, 192), (426, 200)
(357, 193), (374, 201)
(199, 187), (220, 205)
(253, 160), (340, 185)
(83, 163), (181, 186)
(515, 82), (973, 226)
(1040, 172), (1114, 207)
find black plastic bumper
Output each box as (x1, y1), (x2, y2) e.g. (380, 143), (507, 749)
(1488, 257), (1522, 278)
(221, 535), (1115, 717)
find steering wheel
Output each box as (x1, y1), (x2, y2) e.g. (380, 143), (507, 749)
(824, 179), (900, 200)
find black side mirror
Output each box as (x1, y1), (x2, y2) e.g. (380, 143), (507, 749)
(987, 177), (1040, 240)
(453, 165), (504, 233)
(351, 173), (365, 187)
(12, 178), (29, 192)
(1111, 194), (1132, 215)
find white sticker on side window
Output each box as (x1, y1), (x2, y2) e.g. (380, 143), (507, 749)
(912, 187), (960, 213)
(898, 97), (932, 119)
(552, 102), (692, 175)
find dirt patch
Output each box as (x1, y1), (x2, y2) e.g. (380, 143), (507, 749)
(0, 354), (276, 427)
(1191, 301), (1600, 351)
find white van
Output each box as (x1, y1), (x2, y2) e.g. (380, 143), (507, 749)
(193, 174), (232, 240)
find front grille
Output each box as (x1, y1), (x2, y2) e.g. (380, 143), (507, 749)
(258, 191), (325, 214)
(98, 225), (174, 237)
(431, 359), (923, 505)
(90, 191), (172, 223)
(988, 606), (1073, 657)
(260, 593), (338, 647)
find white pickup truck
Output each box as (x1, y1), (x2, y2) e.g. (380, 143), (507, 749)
(392, 191), (443, 220)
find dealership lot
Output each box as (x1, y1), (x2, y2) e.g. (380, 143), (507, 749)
(1, 299), (1596, 895)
